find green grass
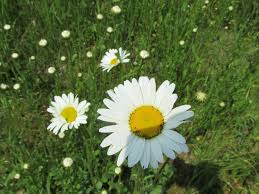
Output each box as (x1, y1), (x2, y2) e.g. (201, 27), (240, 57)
(0, 0), (258, 193)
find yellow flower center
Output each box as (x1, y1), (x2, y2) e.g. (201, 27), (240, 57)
(60, 107), (77, 123)
(129, 106), (164, 138)
(110, 57), (118, 65)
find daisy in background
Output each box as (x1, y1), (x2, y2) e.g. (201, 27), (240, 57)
(100, 48), (130, 72)
(47, 93), (90, 135)
(98, 76), (194, 168)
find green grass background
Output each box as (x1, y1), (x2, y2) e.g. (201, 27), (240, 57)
(0, 0), (258, 193)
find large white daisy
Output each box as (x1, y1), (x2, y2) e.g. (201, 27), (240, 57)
(47, 93), (90, 135)
(100, 48), (130, 72)
(98, 76), (194, 169)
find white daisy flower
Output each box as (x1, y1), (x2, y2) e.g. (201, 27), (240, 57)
(11, 53), (19, 59)
(38, 39), (47, 47)
(86, 51), (93, 58)
(13, 83), (20, 90)
(118, 47), (130, 63)
(14, 173), (20, 179)
(63, 157), (73, 167)
(61, 30), (70, 38)
(114, 167), (122, 175)
(98, 76), (194, 169)
(97, 13), (103, 20)
(107, 27), (113, 33)
(48, 67), (56, 74)
(23, 163), (29, 169)
(139, 50), (150, 59)
(101, 190), (108, 194)
(30, 56), (35, 60)
(219, 101), (225, 107)
(100, 48), (130, 72)
(228, 6), (233, 11)
(60, 56), (66, 61)
(77, 72), (82, 77)
(1, 83), (8, 90)
(179, 40), (185, 46)
(3, 24), (11, 30)
(196, 91), (207, 102)
(111, 5), (121, 14)
(193, 27), (198, 32)
(47, 93), (90, 134)
(205, 0), (209, 4)
(58, 132), (65, 138)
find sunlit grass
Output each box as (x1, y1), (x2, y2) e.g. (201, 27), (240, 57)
(0, 0), (258, 193)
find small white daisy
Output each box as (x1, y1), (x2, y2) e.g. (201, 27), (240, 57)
(77, 72), (82, 77)
(107, 27), (113, 33)
(97, 13), (103, 20)
(61, 30), (70, 38)
(139, 50), (150, 59)
(114, 167), (122, 175)
(47, 93), (90, 134)
(58, 132), (65, 138)
(98, 76), (194, 168)
(205, 0), (209, 4)
(179, 40), (185, 46)
(13, 83), (20, 90)
(101, 190), (108, 194)
(100, 48), (130, 72)
(48, 67), (56, 74)
(30, 56), (35, 60)
(60, 56), (66, 61)
(38, 39), (47, 47)
(193, 28), (198, 32)
(23, 163), (29, 169)
(224, 26), (229, 30)
(86, 51), (93, 58)
(63, 157), (73, 167)
(11, 53), (19, 59)
(14, 173), (20, 179)
(0, 83), (8, 90)
(3, 24), (11, 30)
(219, 101), (225, 107)
(196, 91), (207, 102)
(228, 6), (233, 11)
(118, 47), (130, 63)
(111, 5), (121, 14)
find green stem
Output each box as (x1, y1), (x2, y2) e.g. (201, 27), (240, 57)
(154, 158), (170, 183)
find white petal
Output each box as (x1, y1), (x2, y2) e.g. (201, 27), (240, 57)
(150, 152), (159, 168)
(150, 138), (163, 163)
(128, 138), (145, 167)
(117, 147), (127, 166)
(140, 141), (151, 169)
(165, 105), (191, 120)
(164, 111), (194, 129)
(116, 134), (135, 166)
(162, 130), (186, 144)
(178, 143), (189, 153)
(138, 76), (150, 104)
(159, 94), (178, 116)
(99, 125), (117, 133)
(158, 135), (176, 159)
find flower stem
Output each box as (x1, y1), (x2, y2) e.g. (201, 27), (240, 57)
(154, 158), (170, 183)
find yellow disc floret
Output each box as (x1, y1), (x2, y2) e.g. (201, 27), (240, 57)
(110, 57), (119, 65)
(129, 106), (164, 138)
(61, 106), (77, 123)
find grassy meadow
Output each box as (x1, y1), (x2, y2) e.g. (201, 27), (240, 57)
(0, 0), (258, 193)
